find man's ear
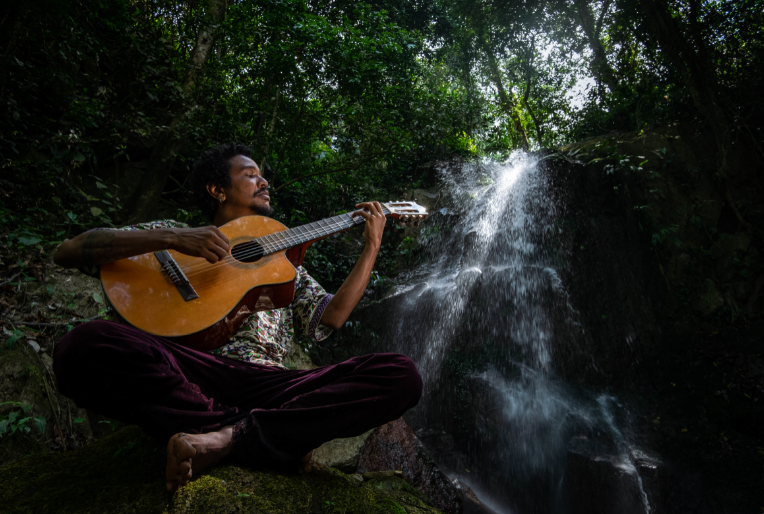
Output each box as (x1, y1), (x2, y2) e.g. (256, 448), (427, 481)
(206, 183), (225, 202)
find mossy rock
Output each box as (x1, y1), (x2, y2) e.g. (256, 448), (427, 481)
(0, 426), (443, 514)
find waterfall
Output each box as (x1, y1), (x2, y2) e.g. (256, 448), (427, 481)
(386, 153), (653, 514)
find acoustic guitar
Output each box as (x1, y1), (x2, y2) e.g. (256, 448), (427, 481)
(100, 201), (428, 351)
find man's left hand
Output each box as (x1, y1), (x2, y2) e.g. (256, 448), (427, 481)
(352, 201), (386, 250)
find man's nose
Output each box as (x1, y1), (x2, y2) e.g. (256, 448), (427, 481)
(257, 176), (269, 188)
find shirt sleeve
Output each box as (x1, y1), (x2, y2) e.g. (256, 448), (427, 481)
(75, 219), (189, 277)
(291, 266), (334, 342)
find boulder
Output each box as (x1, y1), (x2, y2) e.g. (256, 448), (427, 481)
(357, 418), (463, 514)
(311, 428), (376, 473)
(564, 436), (649, 514)
(410, 189), (441, 211)
(1, 425), (445, 514)
(450, 479), (499, 514)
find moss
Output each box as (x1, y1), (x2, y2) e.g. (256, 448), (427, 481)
(1, 426), (444, 514)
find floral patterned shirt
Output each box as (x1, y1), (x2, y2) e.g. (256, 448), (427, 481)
(85, 219), (333, 368)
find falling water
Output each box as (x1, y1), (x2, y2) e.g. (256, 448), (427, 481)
(385, 153), (653, 513)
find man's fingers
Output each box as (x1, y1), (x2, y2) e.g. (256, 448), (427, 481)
(351, 209), (372, 220)
(212, 227), (230, 246)
(210, 243), (227, 260)
(213, 235), (230, 253)
(354, 202), (384, 218)
(202, 249), (220, 264)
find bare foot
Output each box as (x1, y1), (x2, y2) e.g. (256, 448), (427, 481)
(298, 450), (313, 475)
(166, 426), (234, 492)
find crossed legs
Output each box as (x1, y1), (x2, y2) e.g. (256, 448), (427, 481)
(53, 321), (422, 491)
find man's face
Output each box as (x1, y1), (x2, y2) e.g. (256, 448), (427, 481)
(226, 154), (273, 217)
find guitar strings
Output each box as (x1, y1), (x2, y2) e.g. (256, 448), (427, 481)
(181, 213), (361, 277)
(180, 216), (360, 288)
(180, 210), (384, 280)
(182, 205), (397, 277)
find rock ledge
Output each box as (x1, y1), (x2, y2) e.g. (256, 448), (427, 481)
(1, 425), (443, 514)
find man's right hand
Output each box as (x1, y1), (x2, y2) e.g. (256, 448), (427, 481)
(170, 226), (230, 264)
(54, 225), (231, 269)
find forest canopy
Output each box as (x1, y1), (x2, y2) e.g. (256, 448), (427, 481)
(1, 0), (762, 285)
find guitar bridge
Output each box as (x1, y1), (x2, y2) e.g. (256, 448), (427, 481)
(154, 250), (199, 301)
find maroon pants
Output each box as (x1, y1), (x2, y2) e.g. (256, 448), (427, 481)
(53, 321), (422, 468)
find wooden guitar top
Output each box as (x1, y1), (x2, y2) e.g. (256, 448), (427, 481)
(100, 216), (297, 340)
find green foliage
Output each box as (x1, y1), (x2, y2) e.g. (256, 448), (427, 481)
(98, 420), (121, 433)
(4, 329), (24, 350)
(2, 0), (759, 242)
(0, 402), (46, 438)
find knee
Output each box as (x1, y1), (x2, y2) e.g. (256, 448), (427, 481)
(54, 321), (111, 365)
(53, 321), (118, 394)
(386, 354), (423, 406)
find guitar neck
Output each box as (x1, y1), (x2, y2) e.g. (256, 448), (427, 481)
(253, 205), (393, 256)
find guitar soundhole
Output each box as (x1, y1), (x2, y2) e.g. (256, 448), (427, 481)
(231, 241), (264, 263)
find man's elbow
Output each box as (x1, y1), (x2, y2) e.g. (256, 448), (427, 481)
(318, 307), (344, 331)
(53, 240), (78, 268)
(321, 318), (343, 331)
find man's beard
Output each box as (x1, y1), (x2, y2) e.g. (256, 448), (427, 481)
(253, 203), (274, 217)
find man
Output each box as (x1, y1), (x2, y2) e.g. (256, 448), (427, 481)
(52, 143), (422, 492)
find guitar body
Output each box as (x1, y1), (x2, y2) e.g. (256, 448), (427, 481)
(100, 216), (298, 351)
(99, 201), (429, 352)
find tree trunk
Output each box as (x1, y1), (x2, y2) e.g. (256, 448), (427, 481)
(522, 78), (544, 146)
(487, 52), (530, 151)
(638, 0), (761, 235)
(573, 0), (619, 93)
(130, 0), (227, 223)
(637, 0), (729, 161)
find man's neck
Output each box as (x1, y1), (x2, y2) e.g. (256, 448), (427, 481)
(213, 208), (245, 227)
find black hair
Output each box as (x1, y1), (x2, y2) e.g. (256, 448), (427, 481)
(189, 142), (254, 220)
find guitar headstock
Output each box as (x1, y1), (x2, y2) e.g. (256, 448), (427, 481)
(383, 201), (428, 227)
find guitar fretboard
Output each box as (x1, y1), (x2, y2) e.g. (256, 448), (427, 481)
(254, 206), (392, 255)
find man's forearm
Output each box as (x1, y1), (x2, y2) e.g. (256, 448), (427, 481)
(319, 242), (380, 330)
(53, 229), (176, 269)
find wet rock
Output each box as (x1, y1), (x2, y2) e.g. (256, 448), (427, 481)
(564, 436), (648, 514)
(461, 230), (482, 268)
(311, 429), (376, 473)
(411, 189), (441, 211)
(358, 418), (463, 514)
(451, 479), (499, 514)
(415, 426), (468, 474)
(455, 267), (482, 289)
(666, 474), (718, 514)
